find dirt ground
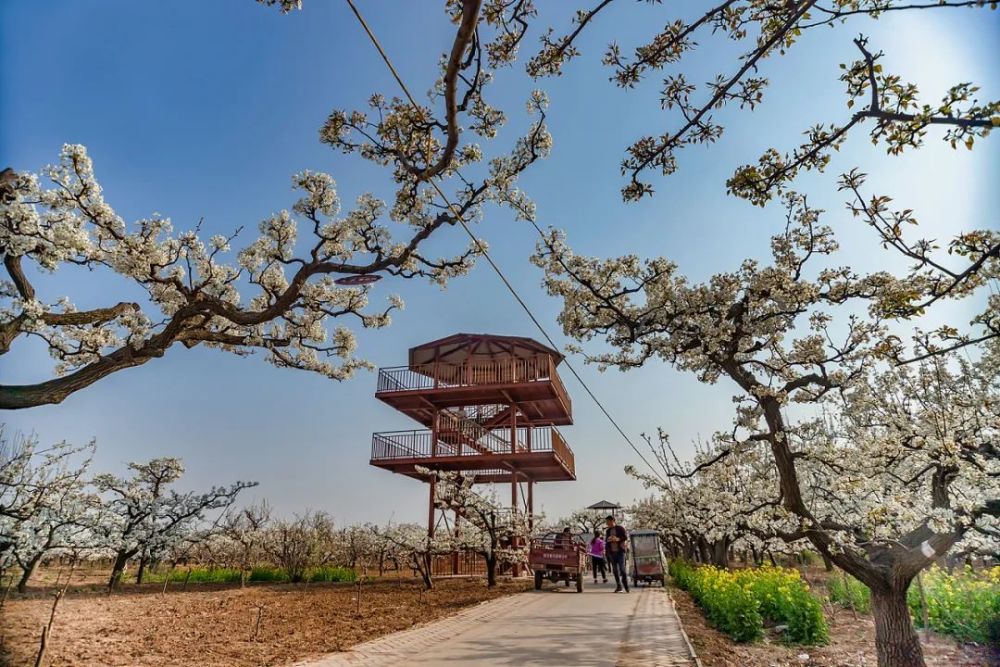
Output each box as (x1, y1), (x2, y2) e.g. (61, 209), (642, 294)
(670, 586), (998, 667)
(0, 577), (531, 667)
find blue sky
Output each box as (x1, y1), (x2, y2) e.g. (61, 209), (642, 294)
(2, 2), (997, 524)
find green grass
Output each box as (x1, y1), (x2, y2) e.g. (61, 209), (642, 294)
(305, 566), (357, 583)
(249, 566), (290, 583)
(143, 565), (357, 585)
(143, 567), (243, 585)
(827, 572), (872, 613)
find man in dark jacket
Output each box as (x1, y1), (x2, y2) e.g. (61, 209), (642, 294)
(604, 515), (629, 593)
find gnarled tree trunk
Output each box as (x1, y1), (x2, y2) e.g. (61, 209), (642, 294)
(821, 552), (834, 572)
(871, 586), (925, 667)
(414, 552), (433, 590)
(16, 554), (41, 594)
(696, 536), (711, 564)
(107, 549), (135, 592)
(136, 553), (148, 585)
(485, 553), (497, 588)
(711, 539), (730, 568)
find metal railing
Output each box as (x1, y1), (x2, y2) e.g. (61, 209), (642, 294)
(438, 408), (511, 454)
(370, 425), (575, 476)
(375, 356), (572, 414)
(371, 430), (435, 460)
(431, 550), (486, 576)
(549, 428), (575, 475)
(452, 403), (509, 425)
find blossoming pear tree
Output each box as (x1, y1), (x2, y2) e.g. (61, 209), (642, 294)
(528, 1), (1000, 359)
(0, 430), (95, 591)
(362, 522), (405, 577)
(530, 2), (998, 198)
(332, 524), (374, 574)
(555, 508), (607, 537)
(431, 469), (533, 587)
(532, 193), (999, 667)
(0, 0), (552, 409)
(220, 500), (272, 587)
(628, 433), (799, 569)
(373, 522), (456, 591)
(264, 510), (338, 583)
(8, 469), (95, 594)
(91, 457), (255, 591)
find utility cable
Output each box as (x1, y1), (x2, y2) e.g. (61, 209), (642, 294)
(344, 0), (667, 485)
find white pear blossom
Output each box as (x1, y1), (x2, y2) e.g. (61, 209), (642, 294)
(1, 1), (553, 409)
(91, 457), (255, 590)
(431, 469), (535, 587)
(535, 191), (999, 665)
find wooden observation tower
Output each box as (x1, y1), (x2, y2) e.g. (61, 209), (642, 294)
(370, 333), (576, 537)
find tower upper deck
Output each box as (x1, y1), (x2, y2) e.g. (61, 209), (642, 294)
(374, 333), (573, 426)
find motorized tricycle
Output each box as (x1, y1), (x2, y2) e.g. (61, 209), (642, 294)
(629, 529), (667, 587)
(528, 532), (586, 592)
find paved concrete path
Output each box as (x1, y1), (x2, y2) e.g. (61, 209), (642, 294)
(297, 580), (697, 667)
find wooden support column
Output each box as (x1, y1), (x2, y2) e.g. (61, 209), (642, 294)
(511, 473), (520, 577)
(510, 401), (517, 453)
(432, 410), (439, 456)
(528, 480), (534, 532)
(428, 478), (436, 538)
(452, 510), (460, 575)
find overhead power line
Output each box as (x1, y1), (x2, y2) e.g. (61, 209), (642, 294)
(344, 0), (667, 485)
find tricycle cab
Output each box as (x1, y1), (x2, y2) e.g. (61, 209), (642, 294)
(629, 529), (667, 587)
(528, 532), (586, 593)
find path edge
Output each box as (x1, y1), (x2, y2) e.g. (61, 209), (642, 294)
(666, 588), (703, 667)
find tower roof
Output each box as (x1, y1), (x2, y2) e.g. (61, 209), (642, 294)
(408, 333), (563, 368)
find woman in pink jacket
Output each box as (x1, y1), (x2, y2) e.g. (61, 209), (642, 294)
(588, 530), (607, 584)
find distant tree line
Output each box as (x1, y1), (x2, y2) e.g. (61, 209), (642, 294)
(0, 432), (542, 594)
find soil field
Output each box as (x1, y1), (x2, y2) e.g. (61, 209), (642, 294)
(670, 585), (998, 667)
(0, 577), (531, 666)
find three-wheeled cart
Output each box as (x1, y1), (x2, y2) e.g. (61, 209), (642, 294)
(630, 529), (667, 587)
(528, 533), (586, 592)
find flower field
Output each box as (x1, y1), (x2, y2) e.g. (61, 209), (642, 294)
(669, 561), (829, 645)
(828, 566), (1000, 645)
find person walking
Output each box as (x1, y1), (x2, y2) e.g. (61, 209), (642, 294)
(604, 515), (629, 593)
(588, 530), (607, 584)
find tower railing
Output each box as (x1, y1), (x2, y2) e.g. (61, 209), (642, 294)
(371, 425), (574, 476)
(376, 356), (571, 414)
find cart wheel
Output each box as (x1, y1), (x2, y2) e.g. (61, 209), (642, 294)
(534, 571), (543, 590)
(576, 575), (584, 593)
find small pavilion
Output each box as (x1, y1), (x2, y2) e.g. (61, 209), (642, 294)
(587, 500), (622, 518)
